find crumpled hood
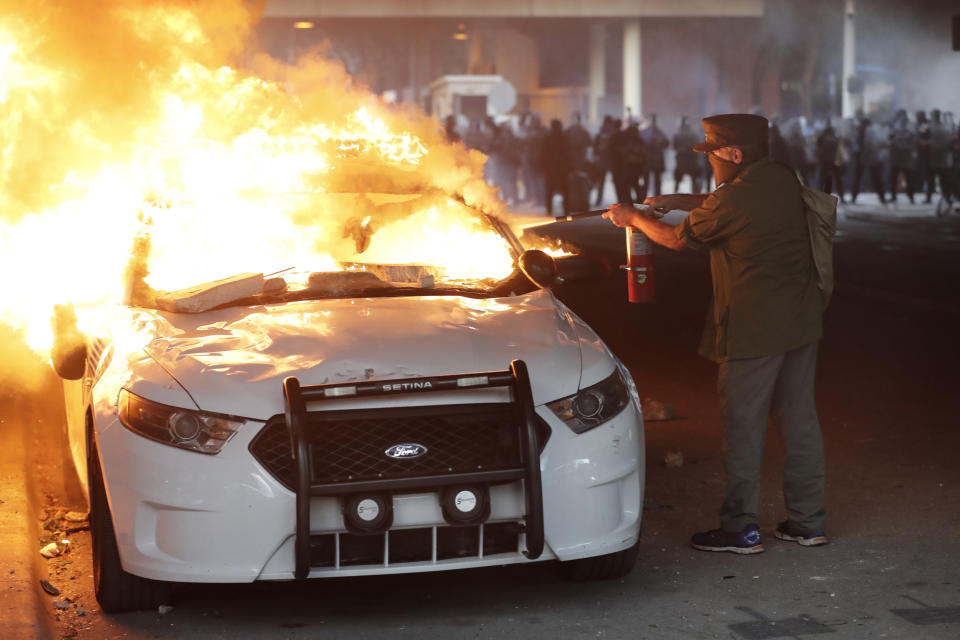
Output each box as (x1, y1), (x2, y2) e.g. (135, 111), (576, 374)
(137, 289), (587, 420)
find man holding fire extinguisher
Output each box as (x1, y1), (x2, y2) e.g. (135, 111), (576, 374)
(603, 113), (828, 554)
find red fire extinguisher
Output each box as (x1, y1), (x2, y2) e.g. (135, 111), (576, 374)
(553, 204), (657, 303)
(623, 226), (655, 303)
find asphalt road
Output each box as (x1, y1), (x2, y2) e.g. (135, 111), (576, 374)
(4, 204), (960, 639)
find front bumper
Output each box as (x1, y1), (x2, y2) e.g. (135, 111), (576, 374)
(95, 390), (644, 583)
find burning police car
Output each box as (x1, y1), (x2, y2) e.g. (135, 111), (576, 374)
(55, 204), (645, 612)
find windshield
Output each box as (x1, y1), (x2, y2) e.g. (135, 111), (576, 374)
(133, 193), (527, 313)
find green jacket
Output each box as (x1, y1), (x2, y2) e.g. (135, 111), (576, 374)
(675, 159), (823, 362)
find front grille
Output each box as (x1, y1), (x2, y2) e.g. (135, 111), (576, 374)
(250, 403), (536, 491)
(309, 522), (522, 567)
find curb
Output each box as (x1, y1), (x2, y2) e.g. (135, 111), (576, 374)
(0, 395), (56, 639)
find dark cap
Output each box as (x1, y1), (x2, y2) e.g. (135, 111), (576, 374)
(693, 114), (769, 153)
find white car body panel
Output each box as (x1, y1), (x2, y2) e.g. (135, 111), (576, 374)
(66, 287), (646, 583)
(139, 290), (585, 419)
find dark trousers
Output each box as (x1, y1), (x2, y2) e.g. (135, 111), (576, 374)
(929, 168), (953, 201)
(817, 162), (846, 202)
(718, 342), (826, 534)
(645, 168), (663, 198)
(674, 166), (701, 193)
(889, 165), (915, 203)
(613, 165), (644, 205)
(851, 160), (886, 203)
(544, 173), (569, 215)
(594, 164), (611, 206)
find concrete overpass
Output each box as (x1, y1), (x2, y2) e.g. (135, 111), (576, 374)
(262, 1), (768, 126)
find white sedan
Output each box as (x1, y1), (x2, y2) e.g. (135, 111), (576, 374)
(56, 209), (645, 612)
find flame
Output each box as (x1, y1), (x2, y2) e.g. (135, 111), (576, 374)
(0, 1), (513, 366)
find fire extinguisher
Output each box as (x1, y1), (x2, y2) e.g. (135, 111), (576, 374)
(623, 226), (656, 303)
(553, 204), (658, 303)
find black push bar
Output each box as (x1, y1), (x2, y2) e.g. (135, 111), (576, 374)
(282, 359), (544, 580)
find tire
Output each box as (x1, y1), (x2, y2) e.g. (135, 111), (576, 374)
(560, 540), (640, 581)
(89, 441), (172, 612)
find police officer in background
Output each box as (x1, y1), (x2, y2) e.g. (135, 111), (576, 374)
(673, 116), (702, 192)
(603, 114), (828, 554)
(566, 112), (592, 171)
(889, 110), (916, 204)
(850, 116), (886, 204)
(643, 114), (670, 198)
(540, 119), (572, 215)
(928, 109), (953, 205)
(593, 116), (619, 206)
(815, 121), (846, 203)
(610, 120), (646, 205)
(915, 110), (933, 203)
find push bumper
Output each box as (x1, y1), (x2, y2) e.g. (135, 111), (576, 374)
(95, 372), (643, 583)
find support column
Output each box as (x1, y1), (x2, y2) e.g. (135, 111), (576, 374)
(588, 22), (606, 127)
(622, 18), (642, 121)
(408, 26), (419, 107)
(841, 0), (856, 118)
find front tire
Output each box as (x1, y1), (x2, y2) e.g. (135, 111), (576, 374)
(560, 540), (639, 581)
(89, 441), (171, 612)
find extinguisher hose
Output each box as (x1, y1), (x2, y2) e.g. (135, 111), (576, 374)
(553, 203), (659, 222)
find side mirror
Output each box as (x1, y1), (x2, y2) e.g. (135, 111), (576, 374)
(517, 249), (558, 289)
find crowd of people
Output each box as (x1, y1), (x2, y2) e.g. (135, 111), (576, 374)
(775, 109), (958, 210)
(444, 107), (960, 216)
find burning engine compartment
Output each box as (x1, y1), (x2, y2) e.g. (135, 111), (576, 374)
(0, 0), (578, 379)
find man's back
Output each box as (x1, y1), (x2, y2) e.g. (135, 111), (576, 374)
(677, 159), (821, 361)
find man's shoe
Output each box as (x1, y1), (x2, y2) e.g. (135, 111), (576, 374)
(691, 524), (764, 554)
(774, 521), (828, 547)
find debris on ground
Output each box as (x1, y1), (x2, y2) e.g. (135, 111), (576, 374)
(642, 398), (676, 421)
(52, 600), (71, 611)
(159, 604), (175, 615)
(642, 498), (675, 512)
(40, 542), (61, 558)
(664, 450), (684, 468)
(63, 512), (87, 523)
(40, 579), (60, 596)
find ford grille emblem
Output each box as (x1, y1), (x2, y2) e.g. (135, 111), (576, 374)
(385, 443), (428, 459)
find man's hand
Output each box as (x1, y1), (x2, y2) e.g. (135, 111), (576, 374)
(602, 203), (642, 228)
(602, 202), (689, 252)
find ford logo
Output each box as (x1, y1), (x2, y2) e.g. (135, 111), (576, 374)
(385, 443), (428, 459)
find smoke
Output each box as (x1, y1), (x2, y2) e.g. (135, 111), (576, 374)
(0, 0), (505, 387)
(856, 0), (960, 115)
(0, 1), (251, 219)
(0, 325), (49, 389)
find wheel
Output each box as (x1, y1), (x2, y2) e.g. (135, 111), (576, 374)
(89, 441), (172, 612)
(559, 540), (639, 581)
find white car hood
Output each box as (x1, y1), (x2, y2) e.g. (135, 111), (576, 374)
(137, 289), (587, 420)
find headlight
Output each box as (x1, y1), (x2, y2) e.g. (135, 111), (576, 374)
(118, 390), (245, 454)
(546, 369), (631, 434)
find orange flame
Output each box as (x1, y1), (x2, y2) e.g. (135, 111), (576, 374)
(0, 1), (513, 365)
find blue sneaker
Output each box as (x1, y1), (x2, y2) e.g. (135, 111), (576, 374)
(691, 524), (764, 554)
(775, 521), (828, 547)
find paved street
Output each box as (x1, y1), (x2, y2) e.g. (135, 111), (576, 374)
(3, 201), (959, 639)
